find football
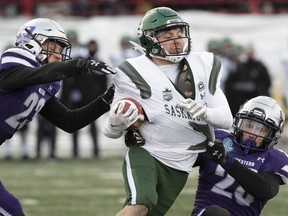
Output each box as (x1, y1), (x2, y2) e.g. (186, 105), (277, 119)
(114, 98), (144, 130)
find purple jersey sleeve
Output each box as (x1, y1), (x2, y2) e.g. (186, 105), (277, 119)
(193, 129), (288, 216)
(0, 181), (23, 216)
(0, 48), (60, 144)
(0, 47), (40, 70)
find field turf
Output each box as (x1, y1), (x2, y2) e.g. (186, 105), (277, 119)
(0, 156), (287, 216)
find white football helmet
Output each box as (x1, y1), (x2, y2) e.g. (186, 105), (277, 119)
(15, 18), (71, 63)
(233, 96), (285, 152)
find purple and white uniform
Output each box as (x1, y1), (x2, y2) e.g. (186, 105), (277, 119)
(0, 47), (60, 216)
(193, 130), (288, 216)
(0, 48), (60, 144)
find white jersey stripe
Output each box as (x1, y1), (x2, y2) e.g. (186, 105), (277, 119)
(125, 150), (137, 204)
(0, 207), (12, 216)
(2, 56), (35, 67)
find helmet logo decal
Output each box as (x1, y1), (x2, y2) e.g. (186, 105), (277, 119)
(17, 26), (36, 44)
(251, 108), (265, 117)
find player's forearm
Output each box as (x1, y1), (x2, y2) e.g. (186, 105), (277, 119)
(102, 118), (124, 139)
(226, 160), (281, 200)
(40, 95), (110, 133)
(0, 60), (80, 88)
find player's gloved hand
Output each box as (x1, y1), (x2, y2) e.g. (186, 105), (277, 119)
(207, 139), (235, 170)
(125, 128), (145, 147)
(207, 139), (226, 164)
(177, 98), (207, 119)
(107, 100), (144, 134)
(76, 59), (117, 75)
(102, 84), (115, 105)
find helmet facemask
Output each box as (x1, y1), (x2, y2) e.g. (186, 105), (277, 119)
(142, 24), (191, 63)
(234, 117), (276, 154)
(38, 37), (72, 63)
(233, 96), (285, 154)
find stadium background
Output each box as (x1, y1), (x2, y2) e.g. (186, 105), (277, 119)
(1, 8), (288, 158)
(0, 1), (288, 215)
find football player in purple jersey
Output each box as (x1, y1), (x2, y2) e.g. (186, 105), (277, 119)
(192, 96), (288, 216)
(0, 18), (116, 216)
(125, 96), (288, 216)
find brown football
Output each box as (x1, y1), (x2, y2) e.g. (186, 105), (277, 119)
(114, 98), (144, 130)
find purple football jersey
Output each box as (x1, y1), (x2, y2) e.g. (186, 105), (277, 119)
(0, 181), (23, 215)
(0, 48), (60, 144)
(193, 129), (288, 216)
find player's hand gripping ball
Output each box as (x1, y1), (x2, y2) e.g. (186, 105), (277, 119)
(114, 98), (144, 130)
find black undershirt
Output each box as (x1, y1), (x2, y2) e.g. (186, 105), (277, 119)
(0, 60), (81, 89)
(226, 160), (282, 200)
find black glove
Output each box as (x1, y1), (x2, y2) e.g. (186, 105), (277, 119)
(125, 128), (145, 147)
(76, 59), (117, 75)
(102, 84), (115, 105)
(206, 139), (227, 164)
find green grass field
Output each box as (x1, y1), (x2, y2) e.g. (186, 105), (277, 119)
(0, 156), (287, 216)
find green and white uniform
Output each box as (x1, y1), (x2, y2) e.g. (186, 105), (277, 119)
(106, 51), (232, 214)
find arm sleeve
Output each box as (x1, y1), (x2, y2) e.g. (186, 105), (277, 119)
(0, 59), (81, 89)
(226, 160), (282, 200)
(39, 95), (110, 133)
(205, 88), (233, 129)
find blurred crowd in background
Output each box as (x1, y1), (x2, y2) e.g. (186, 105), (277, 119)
(1, 0), (288, 17)
(1, 0), (288, 160)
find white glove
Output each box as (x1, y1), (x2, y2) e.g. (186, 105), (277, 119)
(106, 100), (144, 135)
(177, 98), (207, 120)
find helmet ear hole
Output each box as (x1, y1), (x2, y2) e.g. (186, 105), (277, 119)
(139, 35), (154, 53)
(25, 44), (34, 49)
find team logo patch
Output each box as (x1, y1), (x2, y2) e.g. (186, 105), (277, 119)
(48, 85), (53, 92)
(257, 157), (265, 163)
(183, 64), (188, 71)
(163, 88), (173, 101)
(198, 82), (204, 91)
(38, 88), (45, 96)
(223, 137), (234, 153)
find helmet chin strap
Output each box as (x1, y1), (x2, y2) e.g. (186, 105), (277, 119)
(243, 138), (257, 155)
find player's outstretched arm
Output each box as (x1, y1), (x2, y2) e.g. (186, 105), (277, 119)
(0, 59), (116, 89)
(207, 140), (282, 200)
(39, 84), (115, 133)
